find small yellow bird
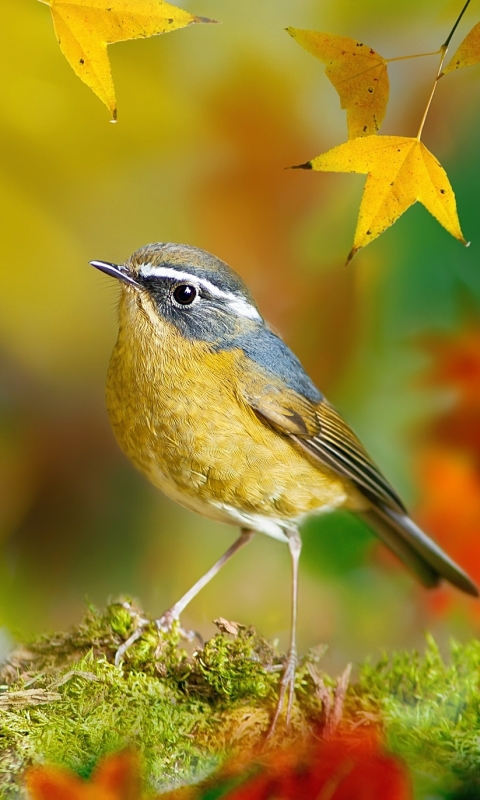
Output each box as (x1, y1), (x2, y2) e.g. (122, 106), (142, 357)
(91, 242), (477, 732)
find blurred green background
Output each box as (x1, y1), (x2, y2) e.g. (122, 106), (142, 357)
(0, 0), (479, 673)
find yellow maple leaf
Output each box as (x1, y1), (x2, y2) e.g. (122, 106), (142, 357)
(297, 136), (466, 261)
(442, 21), (480, 75)
(42, 0), (215, 119)
(286, 29), (389, 138)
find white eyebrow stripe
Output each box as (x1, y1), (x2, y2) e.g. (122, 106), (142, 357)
(139, 263), (220, 294)
(227, 298), (262, 320)
(138, 263), (262, 321)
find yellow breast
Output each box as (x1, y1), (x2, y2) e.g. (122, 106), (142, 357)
(106, 295), (356, 530)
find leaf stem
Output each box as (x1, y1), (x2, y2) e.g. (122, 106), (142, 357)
(443, 0), (471, 48)
(416, 0), (471, 140)
(386, 50), (441, 63)
(416, 46), (447, 140)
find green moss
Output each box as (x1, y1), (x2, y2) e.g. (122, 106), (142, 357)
(1, 603), (480, 798)
(0, 602), (314, 797)
(349, 635), (480, 798)
(194, 627), (276, 701)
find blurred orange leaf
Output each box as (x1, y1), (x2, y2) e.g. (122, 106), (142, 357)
(25, 734), (411, 800)
(424, 329), (480, 453)
(42, 0), (214, 119)
(286, 29), (389, 138)
(26, 750), (141, 800)
(160, 730), (411, 800)
(298, 135), (465, 261)
(443, 21), (480, 75)
(414, 330), (480, 618)
(416, 447), (480, 587)
(427, 329), (480, 402)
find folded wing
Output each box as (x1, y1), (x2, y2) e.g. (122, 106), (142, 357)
(240, 336), (477, 597)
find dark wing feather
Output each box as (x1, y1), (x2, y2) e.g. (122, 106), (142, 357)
(240, 351), (478, 596)
(359, 505), (478, 595)
(292, 401), (407, 513)
(245, 370), (405, 512)
(233, 326), (399, 510)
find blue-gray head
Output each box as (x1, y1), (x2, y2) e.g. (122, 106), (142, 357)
(91, 242), (321, 403)
(91, 242), (263, 343)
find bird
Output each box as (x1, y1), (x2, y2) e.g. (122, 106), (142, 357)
(91, 242), (478, 734)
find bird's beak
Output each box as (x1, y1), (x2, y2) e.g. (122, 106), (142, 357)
(90, 260), (141, 288)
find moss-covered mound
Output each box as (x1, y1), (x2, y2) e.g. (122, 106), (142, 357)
(349, 636), (480, 799)
(0, 602), (323, 797)
(0, 602), (479, 798)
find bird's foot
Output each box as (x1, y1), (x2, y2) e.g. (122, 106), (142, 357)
(155, 609), (198, 644)
(265, 648), (297, 742)
(114, 603), (199, 667)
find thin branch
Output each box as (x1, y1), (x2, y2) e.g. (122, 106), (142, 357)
(443, 0), (471, 48)
(386, 49), (441, 63)
(416, 0), (471, 140)
(416, 46), (447, 140)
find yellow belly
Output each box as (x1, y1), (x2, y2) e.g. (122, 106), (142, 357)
(106, 314), (360, 532)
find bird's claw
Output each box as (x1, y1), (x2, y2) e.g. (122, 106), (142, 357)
(265, 650), (297, 742)
(155, 612), (198, 643)
(155, 609), (178, 633)
(114, 606), (202, 667)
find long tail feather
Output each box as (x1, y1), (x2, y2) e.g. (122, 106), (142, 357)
(358, 505), (478, 597)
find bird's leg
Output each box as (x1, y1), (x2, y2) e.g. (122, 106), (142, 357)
(115, 529), (255, 666)
(266, 527), (302, 739)
(157, 529), (255, 631)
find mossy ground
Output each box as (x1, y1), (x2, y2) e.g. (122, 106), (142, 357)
(0, 602), (320, 797)
(0, 602), (479, 798)
(349, 636), (480, 799)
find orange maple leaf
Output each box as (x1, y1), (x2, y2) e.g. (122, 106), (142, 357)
(41, 0), (215, 119)
(443, 21), (480, 75)
(286, 29), (389, 138)
(26, 750), (141, 800)
(296, 135), (466, 261)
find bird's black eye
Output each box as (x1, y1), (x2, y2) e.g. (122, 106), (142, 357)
(173, 284), (197, 305)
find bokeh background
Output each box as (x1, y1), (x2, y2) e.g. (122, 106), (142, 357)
(0, 0), (479, 673)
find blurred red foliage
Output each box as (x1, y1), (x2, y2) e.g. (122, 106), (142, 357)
(26, 751), (141, 800)
(163, 729), (411, 800)
(414, 330), (480, 616)
(219, 731), (410, 800)
(426, 330), (480, 457)
(416, 447), (480, 582)
(26, 732), (411, 800)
